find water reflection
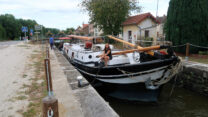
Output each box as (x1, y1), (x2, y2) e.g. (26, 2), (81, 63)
(105, 84), (208, 117)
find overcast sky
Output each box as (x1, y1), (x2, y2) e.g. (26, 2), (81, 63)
(0, 0), (170, 30)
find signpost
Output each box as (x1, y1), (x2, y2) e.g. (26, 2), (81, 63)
(35, 25), (44, 51)
(35, 25), (42, 31)
(34, 25), (42, 41)
(30, 29), (34, 36)
(22, 26), (28, 41)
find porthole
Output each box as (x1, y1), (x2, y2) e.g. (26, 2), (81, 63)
(89, 55), (92, 59)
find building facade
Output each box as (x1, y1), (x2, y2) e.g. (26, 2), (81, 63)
(122, 13), (158, 45)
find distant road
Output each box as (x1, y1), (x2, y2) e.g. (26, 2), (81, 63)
(0, 41), (21, 49)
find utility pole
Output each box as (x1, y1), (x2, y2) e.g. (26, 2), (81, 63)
(156, 0), (159, 17)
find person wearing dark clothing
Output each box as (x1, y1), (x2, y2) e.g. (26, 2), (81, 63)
(100, 43), (112, 66)
(49, 36), (54, 50)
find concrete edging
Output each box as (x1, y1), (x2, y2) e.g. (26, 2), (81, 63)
(53, 49), (119, 117)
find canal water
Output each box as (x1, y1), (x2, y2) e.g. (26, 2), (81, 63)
(102, 84), (208, 117)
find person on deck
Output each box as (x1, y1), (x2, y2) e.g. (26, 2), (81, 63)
(100, 43), (112, 66)
(49, 36), (54, 50)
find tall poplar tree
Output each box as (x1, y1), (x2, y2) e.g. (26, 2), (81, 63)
(165, 0), (208, 53)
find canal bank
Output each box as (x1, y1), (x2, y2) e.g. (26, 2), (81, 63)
(178, 61), (208, 96)
(51, 48), (118, 117)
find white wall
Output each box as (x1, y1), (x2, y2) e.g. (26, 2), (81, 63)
(123, 18), (157, 45)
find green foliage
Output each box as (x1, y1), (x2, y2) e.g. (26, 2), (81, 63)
(0, 14), (20, 40)
(0, 24), (6, 40)
(42, 27), (60, 37)
(81, 0), (141, 35)
(198, 51), (208, 55)
(0, 14), (38, 40)
(165, 0), (208, 53)
(144, 37), (153, 47)
(0, 13), (76, 40)
(65, 27), (75, 35)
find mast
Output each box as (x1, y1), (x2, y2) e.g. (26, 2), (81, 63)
(68, 35), (93, 41)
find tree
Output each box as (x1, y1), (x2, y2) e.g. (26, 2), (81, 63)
(0, 14), (38, 40)
(0, 24), (6, 40)
(165, 0), (208, 53)
(0, 14), (20, 40)
(64, 28), (75, 35)
(42, 27), (60, 37)
(81, 0), (140, 35)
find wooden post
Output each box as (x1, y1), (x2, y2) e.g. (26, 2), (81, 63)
(42, 96), (59, 117)
(185, 43), (190, 61)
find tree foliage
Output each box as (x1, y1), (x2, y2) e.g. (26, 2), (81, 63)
(81, 0), (140, 35)
(0, 13), (75, 40)
(64, 28), (75, 35)
(0, 14), (20, 40)
(165, 0), (208, 53)
(0, 14), (38, 40)
(0, 24), (6, 40)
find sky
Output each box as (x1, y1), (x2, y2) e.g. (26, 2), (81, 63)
(0, 0), (170, 30)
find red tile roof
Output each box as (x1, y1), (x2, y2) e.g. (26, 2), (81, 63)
(122, 12), (159, 26)
(83, 24), (89, 29)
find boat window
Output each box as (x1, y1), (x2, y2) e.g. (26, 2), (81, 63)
(72, 52), (74, 58)
(92, 46), (102, 52)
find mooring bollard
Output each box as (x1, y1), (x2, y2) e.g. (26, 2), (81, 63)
(77, 76), (83, 87)
(42, 58), (59, 117)
(42, 96), (59, 117)
(185, 43), (190, 61)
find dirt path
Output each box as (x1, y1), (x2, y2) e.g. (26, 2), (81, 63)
(0, 42), (42, 117)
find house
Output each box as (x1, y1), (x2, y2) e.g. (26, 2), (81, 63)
(122, 12), (159, 45)
(82, 24), (89, 36)
(83, 23), (103, 36)
(156, 15), (167, 40)
(74, 26), (83, 35)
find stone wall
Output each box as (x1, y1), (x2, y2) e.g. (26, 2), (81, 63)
(177, 61), (208, 96)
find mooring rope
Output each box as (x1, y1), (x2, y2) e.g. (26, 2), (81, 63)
(154, 57), (183, 86)
(171, 44), (186, 48)
(189, 44), (208, 49)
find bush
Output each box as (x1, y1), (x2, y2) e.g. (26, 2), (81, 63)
(142, 37), (153, 47)
(198, 51), (208, 55)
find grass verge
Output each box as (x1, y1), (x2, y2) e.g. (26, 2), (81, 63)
(21, 45), (47, 117)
